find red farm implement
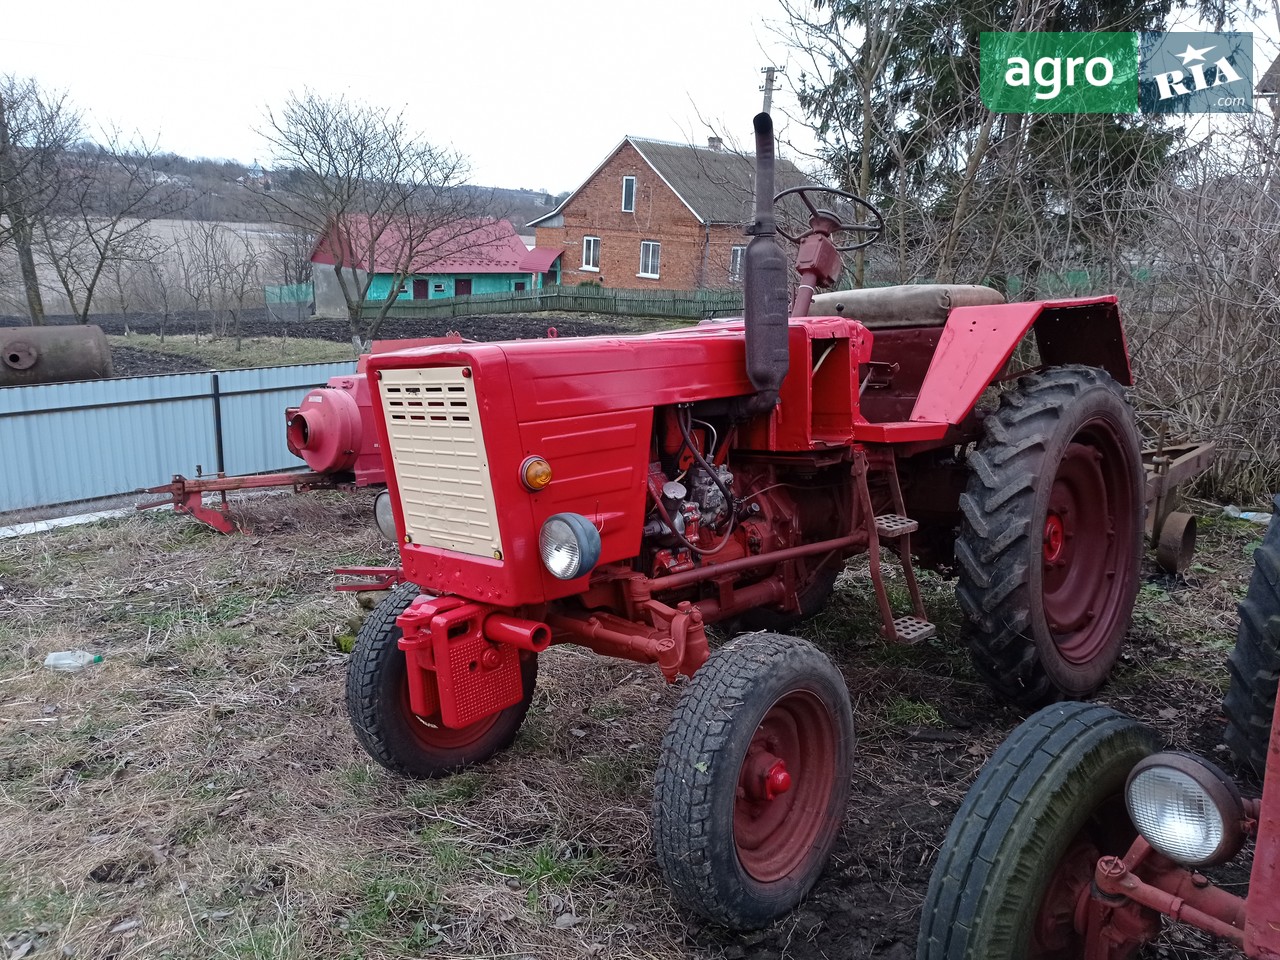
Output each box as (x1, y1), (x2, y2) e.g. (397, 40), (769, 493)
(336, 112), (1212, 929)
(136, 336), (461, 535)
(919, 498), (1280, 960)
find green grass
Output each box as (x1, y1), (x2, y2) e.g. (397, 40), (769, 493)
(582, 753), (645, 797)
(883, 696), (945, 727)
(110, 333), (354, 368)
(493, 840), (608, 895)
(344, 860), (448, 953)
(406, 773), (484, 807)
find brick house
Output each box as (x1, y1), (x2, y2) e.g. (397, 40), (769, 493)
(529, 136), (810, 291)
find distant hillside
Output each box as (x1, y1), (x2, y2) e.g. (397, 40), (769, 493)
(67, 151), (567, 229)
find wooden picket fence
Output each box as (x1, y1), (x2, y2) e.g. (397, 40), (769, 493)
(360, 285), (743, 322)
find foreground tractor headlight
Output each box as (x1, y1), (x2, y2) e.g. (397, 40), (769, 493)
(374, 489), (397, 542)
(538, 513), (602, 580)
(1125, 752), (1245, 867)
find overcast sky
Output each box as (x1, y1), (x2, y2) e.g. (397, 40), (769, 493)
(6, 2), (1277, 195)
(4, 0), (809, 192)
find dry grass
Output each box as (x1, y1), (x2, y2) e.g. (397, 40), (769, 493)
(0, 495), (691, 960)
(0, 493), (1262, 959)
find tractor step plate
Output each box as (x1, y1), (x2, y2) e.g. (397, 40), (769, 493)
(875, 514), (919, 538)
(892, 616), (936, 644)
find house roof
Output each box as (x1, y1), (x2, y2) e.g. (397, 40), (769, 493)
(311, 217), (532, 275)
(518, 247), (563, 272)
(1260, 52), (1280, 95)
(528, 136), (813, 228)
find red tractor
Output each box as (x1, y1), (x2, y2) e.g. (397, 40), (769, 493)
(347, 113), (1154, 929)
(919, 499), (1279, 959)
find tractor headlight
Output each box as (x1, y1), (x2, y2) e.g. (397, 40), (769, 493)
(538, 513), (602, 580)
(1125, 753), (1245, 867)
(374, 489), (397, 543)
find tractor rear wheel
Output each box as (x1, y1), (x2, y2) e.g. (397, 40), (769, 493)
(917, 701), (1161, 960)
(956, 366), (1144, 708)
(346, 582), (537, 778)
(652, 632), (855, 929)
(1223, 497), (1280, 774)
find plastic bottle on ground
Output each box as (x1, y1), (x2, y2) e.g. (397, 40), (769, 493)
(43, 651), (103, 672)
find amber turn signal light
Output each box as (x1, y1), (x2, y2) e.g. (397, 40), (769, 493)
(521, 456), (553, 491)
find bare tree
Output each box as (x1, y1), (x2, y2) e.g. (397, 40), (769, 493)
(263, 220), (314, 288)
(1123, 110), (1280, 500)
(0, 76), (80, 324)
(204, 223), (263, 350)
(36, 134), (189, 322)
(173, 221), (217, 336)
(133, 258), (179, 343)
(258, 91), (485, 347)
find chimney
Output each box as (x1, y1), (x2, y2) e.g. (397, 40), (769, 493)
(707, 136), (723, 151)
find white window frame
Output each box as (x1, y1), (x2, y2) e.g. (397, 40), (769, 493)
(622, 175), (636, 213)
(638, 240), (661, 279)
(729, 245), (746, 283)
(582, 235), (601, 272)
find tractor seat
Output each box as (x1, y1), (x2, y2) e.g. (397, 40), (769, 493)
(809, 284), (1004, 329)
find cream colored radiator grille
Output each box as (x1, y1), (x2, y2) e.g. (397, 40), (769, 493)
(378, 367), (503, 558)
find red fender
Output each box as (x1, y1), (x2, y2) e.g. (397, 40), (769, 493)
(910, 295), (1132, 426)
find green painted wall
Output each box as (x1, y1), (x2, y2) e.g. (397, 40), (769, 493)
(366, 272), (542, 301)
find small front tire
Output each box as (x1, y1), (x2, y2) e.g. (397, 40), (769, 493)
(345, 582), (537, 779)
(918, 701), (1160, 960)
(652, 632), (855, 929)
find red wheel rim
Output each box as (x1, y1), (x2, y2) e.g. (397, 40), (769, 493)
(733, 690), (838, 883)
(1040, 426), (1137, 666)
(398, 673), (500, 749)
(1032, 835), (1100, 957)
(1030, 797), (1139, 960)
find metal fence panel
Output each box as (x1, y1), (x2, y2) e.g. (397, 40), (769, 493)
(0, 361), (356, 513)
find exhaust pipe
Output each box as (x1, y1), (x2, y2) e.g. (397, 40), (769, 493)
(741, 112), (791, 416)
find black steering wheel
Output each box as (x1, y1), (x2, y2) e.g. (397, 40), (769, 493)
(773, 185), (885, 252)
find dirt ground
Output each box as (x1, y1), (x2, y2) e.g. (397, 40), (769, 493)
(0, 310), (1267, 959)
(28, 308), (682, 379)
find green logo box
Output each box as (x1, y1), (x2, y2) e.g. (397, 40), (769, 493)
(980, 32), (1139, 113)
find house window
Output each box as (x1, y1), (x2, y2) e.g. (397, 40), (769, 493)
(729, 245), (746, 283)
(622, 176), (636, 213)
(582, 235), (601, 271)
(639, 240), (661, 279)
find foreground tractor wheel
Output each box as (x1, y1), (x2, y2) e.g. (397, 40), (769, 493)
(957, 365), (1144, 707)
(346, 582), (537, 778)
(1223, 497), (1280, 774)
(652, 632), (854, 929)
(918, 702), (1160, 960)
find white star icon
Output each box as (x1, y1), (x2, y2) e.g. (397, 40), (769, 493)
(1176, 42), (1215, 64)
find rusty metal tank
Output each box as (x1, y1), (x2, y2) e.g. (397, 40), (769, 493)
(0, 325), (114, 386)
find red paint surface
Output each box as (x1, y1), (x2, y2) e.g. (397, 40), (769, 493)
(1245, 689), (1280, 957)
(911, 296), (1130, 425)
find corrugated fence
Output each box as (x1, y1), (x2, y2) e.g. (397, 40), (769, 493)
(0, 361), (357, 513)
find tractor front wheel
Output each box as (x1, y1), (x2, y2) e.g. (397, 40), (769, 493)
(917, 701), (1161, 959)
(652, 632), (855, 929)
(1223, 496), (1280, 774)
(346, 582), (537, 778)
(957, 365), (1144, 707)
